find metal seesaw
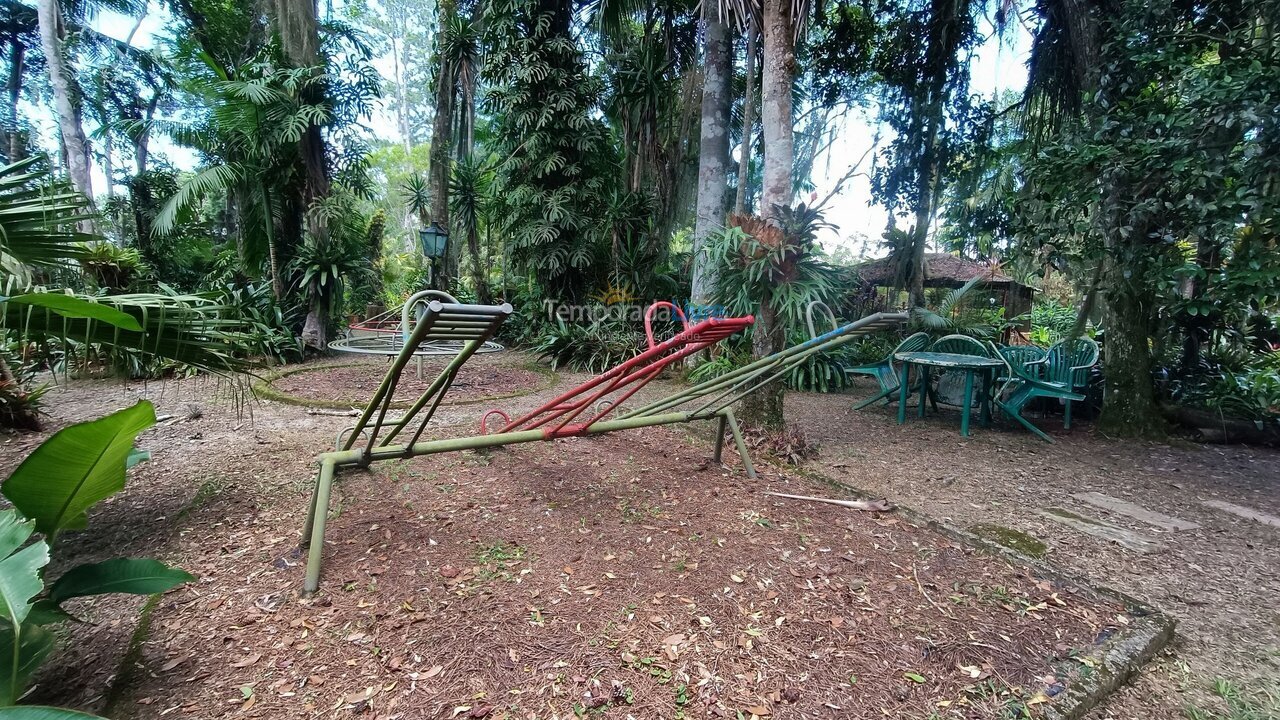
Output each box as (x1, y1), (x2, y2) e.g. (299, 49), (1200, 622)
(298, 299), (906, 593)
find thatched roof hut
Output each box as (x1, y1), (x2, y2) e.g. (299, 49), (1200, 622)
(853, 253), (1036, 326)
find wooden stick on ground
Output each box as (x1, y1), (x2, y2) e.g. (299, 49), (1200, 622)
(765, 491), (894, 512)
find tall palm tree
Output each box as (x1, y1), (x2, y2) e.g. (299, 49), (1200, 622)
(426, 0), (457, 290)
(152, 63), (332, 302)
(734, 24), (759, 215)
(758, 0), (796, 217)
(449, 154), (493, 303)
(692, 0), (732, 309)
(35, 0), (92, 197)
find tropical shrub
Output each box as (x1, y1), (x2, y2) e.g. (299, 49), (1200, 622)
(1169, 352), (1280, 426)
(0, 345), (47, 431)
(909, 277), (1009, 340)
(532, 314), (647, 373)
(1028, 299), (1077, 346)
(0, 400), (193, 711)
(79, 243), (147, 293)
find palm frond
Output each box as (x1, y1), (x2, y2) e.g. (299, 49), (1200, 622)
(0, 158), (95, 278)
(153, 163), (247, 237)
(1, 291), (260, 376)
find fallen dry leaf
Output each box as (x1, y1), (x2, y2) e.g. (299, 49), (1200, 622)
(231, 653), (261, 668)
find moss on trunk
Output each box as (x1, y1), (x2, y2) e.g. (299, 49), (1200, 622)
(1097, 257), (1166, 438)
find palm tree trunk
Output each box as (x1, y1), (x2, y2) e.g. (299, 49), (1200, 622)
(5, 40), (24, 162)
(691, 2), (731, 309)
(102, 130), (115, 199)
(428, 0), (457, 292)
(391, 37), (411, 153)
(261, 182), (284, 302)
(759, 0), (794, 217)
(36, 0), (93, 198)
(734, 27), (758, 215)
(743, 0), (797, 431)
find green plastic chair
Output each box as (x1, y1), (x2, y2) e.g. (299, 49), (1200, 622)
(930, 334), (991, 356)
(847, 331), (930, 410)
(1029, 337), (1099, 429)
(996, 345), (1048, 381)
(990, 342), (1085, 443)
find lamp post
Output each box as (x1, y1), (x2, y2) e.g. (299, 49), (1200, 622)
(418, 222), (449, 287)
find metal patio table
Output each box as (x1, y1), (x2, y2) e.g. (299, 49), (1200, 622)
(894, 351), (1005, 436)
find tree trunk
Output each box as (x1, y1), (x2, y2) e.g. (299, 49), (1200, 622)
(391, 37), (411, 153)
(734, 27), (758, 215)
(5, 40), (24, 162)
(261, 182), (284, 302)
(743, 0), (797, 431)
(759, 0), (794, 217)
(467, 224), (489, 304)
(1097, 249), (1164, 436)
(102, 130), (115, 199)
(691, 2), (731, 310)
(427, 0), (457, 292)
(36, 0), (93, 198)
(271, 0), (331, 350)
(740, 289), (786, 429)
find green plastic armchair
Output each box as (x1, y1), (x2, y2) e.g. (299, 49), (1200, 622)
(847, 331), (930, 410)
(990, 342), (1085, 443)
(996, 345), (1048, 381)
(930, 334), (990, 356)
(1030, 337), (1099, 429)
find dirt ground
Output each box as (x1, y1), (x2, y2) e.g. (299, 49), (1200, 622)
(3, 355), (1277, 719)
(265, 355), (548, 407)
(794, 383), (1280, 719)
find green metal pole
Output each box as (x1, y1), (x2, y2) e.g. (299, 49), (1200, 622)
(378, 338), (483, 446)
(722, 408), (756, 479)
(961, 370), (974, 436)
(303, 410), (751, 593)
(898, 361), (910, 424)
(343, 305), (444, 451)
(713, 414), (727, 463)
(622, 314), (908, 420)
(303, 458), (337, 594)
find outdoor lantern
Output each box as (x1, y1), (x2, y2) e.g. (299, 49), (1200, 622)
(418, 222), (449, 259)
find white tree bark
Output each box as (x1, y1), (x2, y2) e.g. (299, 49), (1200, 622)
(36, 0), (93, 198)
(759, 0), (794, 218)
(734, 27), (758, 215)
(691, 4), (731, 309)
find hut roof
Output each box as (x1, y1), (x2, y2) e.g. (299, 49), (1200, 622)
(854, 253), (1026, 288)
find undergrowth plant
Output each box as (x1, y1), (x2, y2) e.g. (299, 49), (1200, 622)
(0, 400), (193, 714)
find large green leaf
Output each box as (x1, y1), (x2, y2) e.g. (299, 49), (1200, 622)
(49, 558), (194, 604)
(0, 624), (56, 706)
(0, 511), (48, 628)
(2, 401), (156, 537)
(3, 294), (143, 332)
(0, 708), (103, 720)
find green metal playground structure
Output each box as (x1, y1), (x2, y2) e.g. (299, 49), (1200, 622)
(299, 298), (908, 593)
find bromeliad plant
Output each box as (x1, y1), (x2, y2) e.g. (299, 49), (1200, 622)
(0, 400), (192, 711)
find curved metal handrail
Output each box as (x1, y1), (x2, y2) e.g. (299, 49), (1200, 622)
(805, 301), (839, 340)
